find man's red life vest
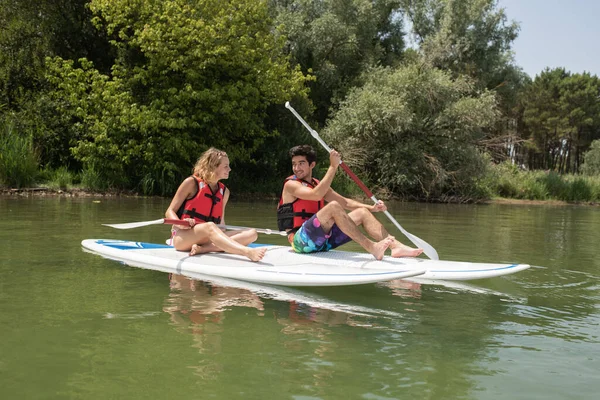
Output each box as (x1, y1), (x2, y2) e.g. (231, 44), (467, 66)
(277, 175), (324, 232)
(177, 177), (226, 224)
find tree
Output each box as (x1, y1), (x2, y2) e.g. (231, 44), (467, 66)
(323, 63), (499, 200)
(43, 0), (309, 194)
(558, 72), (600, 172)
(519, 68), (600, 173)
(401, 0), (518, 87)
(399, 0), (523, 164)
(270, 0), (406, 125)
(0, 0), (112, 110)
(581, 140), (600, 176)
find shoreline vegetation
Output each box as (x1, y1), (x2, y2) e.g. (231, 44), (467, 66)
(0, 171), (600, 206)
(2, 1), (600, 205)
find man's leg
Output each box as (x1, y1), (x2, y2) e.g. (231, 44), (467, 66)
(316, 201), (392, 260)
(347, 208), (423, 257)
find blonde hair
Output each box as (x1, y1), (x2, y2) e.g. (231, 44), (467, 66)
(192, 147), (228, 182)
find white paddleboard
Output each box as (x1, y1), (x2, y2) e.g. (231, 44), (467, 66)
(82, 239), (427, 287)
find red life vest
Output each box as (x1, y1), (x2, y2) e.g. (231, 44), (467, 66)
(177, 177), (226, 224)
(277, 175), (324, 232)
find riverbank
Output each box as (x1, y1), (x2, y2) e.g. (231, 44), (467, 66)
(0, 186), (282, 201)
(488, 197), (580, 206)
(3, 186), (598, 206)
(0, 187), (131, 198)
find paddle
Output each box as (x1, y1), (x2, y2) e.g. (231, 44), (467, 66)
(285, 101), (439, 260)
(102, 218), (288, 236)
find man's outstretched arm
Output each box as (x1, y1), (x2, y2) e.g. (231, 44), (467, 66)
(324, 189), (387, 213)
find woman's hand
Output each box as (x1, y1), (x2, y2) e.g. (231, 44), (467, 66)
(177, 218), (196, 229)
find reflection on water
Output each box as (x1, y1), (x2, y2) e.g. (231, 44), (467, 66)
(380, 279), (423, 298)
(162, 273), (410, 331)
(157, 273), (523, 398)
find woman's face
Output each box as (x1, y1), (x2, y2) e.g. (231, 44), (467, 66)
(215, 156), (231, 180)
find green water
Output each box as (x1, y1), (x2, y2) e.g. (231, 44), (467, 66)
(1, 196), (598, 399)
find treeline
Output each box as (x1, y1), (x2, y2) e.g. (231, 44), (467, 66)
(1, 0), (600, 201)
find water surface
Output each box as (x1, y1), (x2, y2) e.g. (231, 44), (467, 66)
(0, 196), (598, 399)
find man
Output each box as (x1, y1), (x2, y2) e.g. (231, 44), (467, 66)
(277, 145), (423, 260)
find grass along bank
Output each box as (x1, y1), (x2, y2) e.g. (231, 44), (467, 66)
(486, 162), (600, 203)
(3, 163), (600, 205)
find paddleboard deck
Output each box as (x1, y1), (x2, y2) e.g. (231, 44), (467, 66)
(82, 239), (427, 287)
(81, 239), (530, 286)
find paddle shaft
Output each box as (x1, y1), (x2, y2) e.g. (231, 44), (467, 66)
(166, 219), (286, 236)
(285, 101), (439, 260)
(104, 218), (287, 236)
(284, 103), (370, 193)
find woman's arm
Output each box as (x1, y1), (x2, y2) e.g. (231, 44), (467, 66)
(165, 177), (197, 228)
(220, 187), (229, 228)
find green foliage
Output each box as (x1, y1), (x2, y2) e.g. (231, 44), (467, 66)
(519, 69), (600, 172)
(567, 177), (592, 202)
(271, 0), (405, 124)
(538, 171), (568, 199)
(0, 2), (48, 108)
(323, 64), (499, 200)
(47, 167), (75, 191)
(489, 162), (600, 202)
(39, 0), (309, 195)
(2, 0), (598, 202)
(581, 140), (600, 176)
(0, 1), (113, 109)
(0, 117), (39, 188)
(401, 0), (518, 85)
(400, 0), (526, 162)
(80, 166), (110, 192)
(0, 0), (113, 172)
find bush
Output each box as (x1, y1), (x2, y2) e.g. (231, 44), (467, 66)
(490, 162), (600, 202)
(47, 166), (74, 190)
(81, 166), (110, 192)
(539, 171), (568, 198)
(0, 118), (39, 188)
(523, 173), (548, 200)
(590, 177), (600, 201)
(566, 177), (592, 202)
(581, 140), (600, 176)
(323, 64), (500, 201)
(491, 161), (520, 198)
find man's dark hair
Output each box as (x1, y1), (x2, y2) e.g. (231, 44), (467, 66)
(289, 145), (317, 164)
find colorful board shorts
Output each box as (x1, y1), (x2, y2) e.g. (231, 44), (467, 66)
(290, 214), (351, 253)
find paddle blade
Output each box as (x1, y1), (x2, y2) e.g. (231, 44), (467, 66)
(383, 211), (439, 260)
(102, 218), (167, 229)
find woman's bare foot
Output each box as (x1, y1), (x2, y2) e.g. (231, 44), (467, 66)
(246, 247), (267, 262)
(370, 236), (394, 260)
(390, 241), (423, 258)
(189, 243), (214, 256)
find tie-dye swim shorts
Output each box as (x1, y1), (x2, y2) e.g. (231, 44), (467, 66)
(290, 214), (351, 253)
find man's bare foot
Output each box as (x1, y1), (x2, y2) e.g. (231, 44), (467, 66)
(189, 244), (213, 256)
(246, 247), (267, 262)
(371, 236), (394, 260)
(390, 241), (423, 258)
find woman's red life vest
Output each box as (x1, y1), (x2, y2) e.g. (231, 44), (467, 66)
(277, 175), (324, 231)
(177, 177), (226, 224)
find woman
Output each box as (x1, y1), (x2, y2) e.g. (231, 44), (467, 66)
(165, 148), (266, 262)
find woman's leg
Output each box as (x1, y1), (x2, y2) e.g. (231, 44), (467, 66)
(175, 223), (265, 261)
